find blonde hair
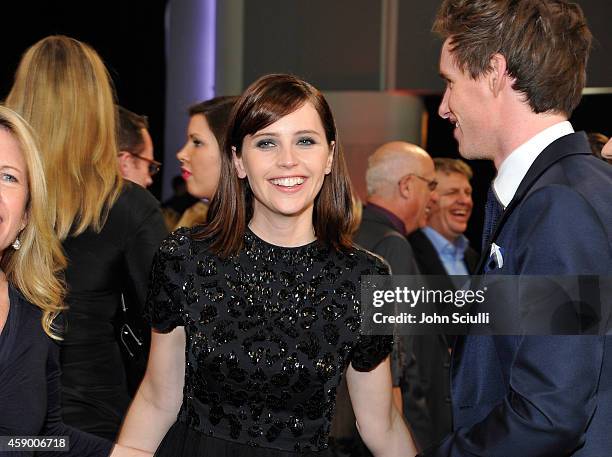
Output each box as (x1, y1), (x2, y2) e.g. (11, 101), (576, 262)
(0, 106), (67, 339)
(6, 35), (123, 240)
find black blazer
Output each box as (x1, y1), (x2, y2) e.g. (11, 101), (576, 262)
(407, 229), (479, 447)
(408, 229), (479, 277)
(354, 205), (419, 275)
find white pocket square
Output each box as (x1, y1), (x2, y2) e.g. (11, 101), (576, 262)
(489, 243), (504, 269)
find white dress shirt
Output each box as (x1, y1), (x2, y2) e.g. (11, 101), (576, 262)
(493, 121), (574, 208)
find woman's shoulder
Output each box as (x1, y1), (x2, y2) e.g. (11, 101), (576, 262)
(157, 226), (213, 260)
(9, 286), (40, 319)
(335, 244), (391, 276)
(7, 285), (51, 343)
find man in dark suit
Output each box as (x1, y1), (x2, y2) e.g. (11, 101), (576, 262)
(355, 141), (437, 277)
(421, 1), (612, 456)
(410, 158), (479, 280)
(332, 141), (436, 454)
(116, 106), (161, 189)
(408, 158), (479, 448)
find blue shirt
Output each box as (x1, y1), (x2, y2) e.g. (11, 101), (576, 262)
(422, 226), (470, 276)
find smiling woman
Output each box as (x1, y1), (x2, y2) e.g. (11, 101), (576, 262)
(204, 74), (353, 255)
(0, 106), (119, 456)
(0, 124), (28, 260)
(117, 74), (417, 457)
(232, 102), (334, 244)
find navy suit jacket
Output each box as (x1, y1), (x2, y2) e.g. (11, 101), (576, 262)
(421, 132), (612, 456)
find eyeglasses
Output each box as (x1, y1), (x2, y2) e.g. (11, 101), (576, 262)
(398, 173), (438, 191)
(121, 151), (162, 176)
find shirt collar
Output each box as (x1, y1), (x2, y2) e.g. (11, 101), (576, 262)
(366, 202), (406, 235)
(422, 226), (469, 258)
(493, 121), (574, 208)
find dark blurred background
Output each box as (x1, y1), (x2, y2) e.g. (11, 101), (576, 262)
(0, 0), (167, 197)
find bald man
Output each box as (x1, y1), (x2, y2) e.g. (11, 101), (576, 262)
(350, 142), (437, 452)
(358, 141), (438, 252)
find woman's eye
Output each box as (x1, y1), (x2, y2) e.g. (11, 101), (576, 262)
(256, 139), (276, 149)
(192, 138), (203, 147)
(1, 173), (18, 183)
(297, 137), (316, 146)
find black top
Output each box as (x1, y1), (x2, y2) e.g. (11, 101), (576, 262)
(145, 228), (393, 453)
(0, 285), (112, 457)
(60, 182), (168, 439)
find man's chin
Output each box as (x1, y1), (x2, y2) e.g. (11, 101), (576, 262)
(458, 146), (492, 162)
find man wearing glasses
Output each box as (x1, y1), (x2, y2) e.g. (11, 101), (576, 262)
(117, 106), (161, 189)
(336, 141), (438, 453)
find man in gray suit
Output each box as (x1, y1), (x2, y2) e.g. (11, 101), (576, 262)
(351, 141), (437, 452)
(355, 141), (437, 277)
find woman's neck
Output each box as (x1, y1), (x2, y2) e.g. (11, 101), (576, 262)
(248, 210), (316, 248)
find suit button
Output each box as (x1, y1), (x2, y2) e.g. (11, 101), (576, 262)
(443, 361), (450, 369)
(445, 396), (452, 403)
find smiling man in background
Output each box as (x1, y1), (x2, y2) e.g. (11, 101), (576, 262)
(407, 157), (479, 448)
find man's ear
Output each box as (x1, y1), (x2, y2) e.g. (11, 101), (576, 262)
(232, 147), (247, 178)
(488, 53), (509, 97)
(117, 151), (132, 175)
(398, 175), (411, 198)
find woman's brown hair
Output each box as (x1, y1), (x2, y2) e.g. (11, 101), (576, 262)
(196, 74), (354, 256)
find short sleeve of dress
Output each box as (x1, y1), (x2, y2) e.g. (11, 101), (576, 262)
(349, 251), (394, 372)
(144, 229), (191, 332)
(350, 334), (394, 372)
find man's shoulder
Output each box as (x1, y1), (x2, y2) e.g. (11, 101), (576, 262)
(112, 181), (162, 218)
(356, 207), (404, 246)
(355, 220), (409, 253)
(407, 228), (434, 252)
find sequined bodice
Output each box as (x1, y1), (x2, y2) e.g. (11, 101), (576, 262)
(146, 228), (391, 453)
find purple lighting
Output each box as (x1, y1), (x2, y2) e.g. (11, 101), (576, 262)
(202, 0), (217, 100)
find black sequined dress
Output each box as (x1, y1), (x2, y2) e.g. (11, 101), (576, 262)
(145, 228), (392, 456)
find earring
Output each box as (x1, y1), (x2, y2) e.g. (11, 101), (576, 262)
(12, 237), (21, 250)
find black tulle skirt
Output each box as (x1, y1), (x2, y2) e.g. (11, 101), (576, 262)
(155, 422), (335, 457)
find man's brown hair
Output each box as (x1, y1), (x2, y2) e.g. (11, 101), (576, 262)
(433, 0), (592, 116)
(434, 157), (473, 179)
(117, 105), (148, 155)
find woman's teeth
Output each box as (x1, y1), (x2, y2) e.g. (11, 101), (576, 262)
(270, 177), (305, 187)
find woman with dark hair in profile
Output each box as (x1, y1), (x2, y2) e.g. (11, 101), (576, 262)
(172, 96), (238, 228)
(118, 74), (416, 456)
(5, 35), (167, 440)
(0, 106), (149, 456)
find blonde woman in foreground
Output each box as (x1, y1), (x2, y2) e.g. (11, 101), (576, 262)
(0, 106), (150, 456)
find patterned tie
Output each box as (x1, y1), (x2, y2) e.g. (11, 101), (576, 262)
(482, 186), (504, 252)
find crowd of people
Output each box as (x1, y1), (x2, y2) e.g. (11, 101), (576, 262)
(1, 1), (611, 457)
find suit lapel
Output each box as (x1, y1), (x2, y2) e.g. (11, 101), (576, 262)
(475, 132), (591, 273)
(408, 230), (454, 347)
(408, 230), (449, 276)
